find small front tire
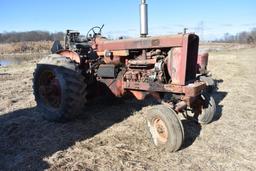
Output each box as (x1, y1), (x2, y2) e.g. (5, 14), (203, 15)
(146, 105), (184, 152)
(198, 93), (216, 124)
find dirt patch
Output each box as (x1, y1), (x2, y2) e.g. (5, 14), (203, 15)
(0, 47), (256, 170)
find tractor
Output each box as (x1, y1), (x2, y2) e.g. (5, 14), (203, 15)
(33, 0), (216, 152)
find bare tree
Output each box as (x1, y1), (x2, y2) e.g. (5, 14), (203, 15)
(215, 28), (256, 44)
(0, 31), (64, 43)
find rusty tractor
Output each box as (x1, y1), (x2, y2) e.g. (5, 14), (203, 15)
(33, 0), (216, 152)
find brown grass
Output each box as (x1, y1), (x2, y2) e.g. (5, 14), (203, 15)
(0, 41), (53, 54)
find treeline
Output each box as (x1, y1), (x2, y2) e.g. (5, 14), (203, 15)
(215, 28), (256, 44)
(0, 31), (65, 43)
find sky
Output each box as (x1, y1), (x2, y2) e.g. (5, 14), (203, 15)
(0, 0), (255, 40)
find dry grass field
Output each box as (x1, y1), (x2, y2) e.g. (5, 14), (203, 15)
(0, 41), (52, 54)
(0, 44), (256, 170)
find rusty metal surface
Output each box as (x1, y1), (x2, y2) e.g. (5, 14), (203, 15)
(164, 84), (184, 93)
(95, 35), (184, 51)
(128, 58), (156, 65)
(103, 55), (125, 65)
(124, 81), (166, 92)
(183, 81), (206, 97)
(123, 81), (206, 97)
(153, 118), (168, 143)
(167, 34), (199, 85)
(57, 50), (80, 63)
(167, 47), (184, 84)
(96, 50), (129, 57)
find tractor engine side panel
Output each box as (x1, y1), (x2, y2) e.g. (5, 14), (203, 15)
(167, 34), (199, 85)
(95, 35), (183, 51)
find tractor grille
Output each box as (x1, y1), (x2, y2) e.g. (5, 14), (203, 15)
(185, 34), (199, 82)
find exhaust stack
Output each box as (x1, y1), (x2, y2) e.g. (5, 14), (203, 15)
(140, 0), (148, 37)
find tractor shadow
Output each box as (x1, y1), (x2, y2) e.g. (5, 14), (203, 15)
(211, 79), (227, 122)
(0, 95), (155, 170)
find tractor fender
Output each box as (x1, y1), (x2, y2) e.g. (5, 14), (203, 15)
(56, 50), (80, 63)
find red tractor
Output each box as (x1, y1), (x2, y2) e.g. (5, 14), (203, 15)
(33, 0), (216, 152)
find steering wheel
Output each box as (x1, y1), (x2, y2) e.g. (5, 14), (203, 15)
(86, 25), (104, 40)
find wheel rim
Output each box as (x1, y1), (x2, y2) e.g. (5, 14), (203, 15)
(39, 70), (61, 108)
(152, 118), (168, 144)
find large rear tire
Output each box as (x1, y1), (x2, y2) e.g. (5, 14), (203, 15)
(33, 54), (87, 122)
(146, 105), (184, 152)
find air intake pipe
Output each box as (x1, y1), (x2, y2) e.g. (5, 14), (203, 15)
(140, 0), (148, 37)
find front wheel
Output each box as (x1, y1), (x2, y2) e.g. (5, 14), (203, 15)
(198, 93), (216, 124)
(146, 105), (184, 152)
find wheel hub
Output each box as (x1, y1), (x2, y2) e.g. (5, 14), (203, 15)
(39, 70), (61, 108)
(153, 118), (168, 144)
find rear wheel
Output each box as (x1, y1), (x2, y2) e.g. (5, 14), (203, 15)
(33, 55), (87, 122)
(146, 105), (184, 152)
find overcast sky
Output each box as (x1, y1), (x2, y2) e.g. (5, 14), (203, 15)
(0, 0), (255, 40)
